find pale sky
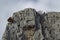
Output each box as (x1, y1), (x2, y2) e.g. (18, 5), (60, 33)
(0, 0), (60, 40)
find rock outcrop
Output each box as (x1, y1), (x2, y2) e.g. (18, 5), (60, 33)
(2, 8), (60, 40)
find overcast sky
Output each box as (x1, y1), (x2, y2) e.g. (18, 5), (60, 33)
(0, 0), (60, 40)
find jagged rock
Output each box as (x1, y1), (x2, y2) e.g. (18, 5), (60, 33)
(7, 17), (14, 23)
(2, 8), (60, 40)
(43, 12), (60, 40)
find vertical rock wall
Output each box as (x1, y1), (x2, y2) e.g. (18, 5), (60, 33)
(2, 8), (60, 40)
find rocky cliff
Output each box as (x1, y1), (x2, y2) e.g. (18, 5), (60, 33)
(2, 8), (60, 40)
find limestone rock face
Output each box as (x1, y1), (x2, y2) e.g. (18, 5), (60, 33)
(2, 8), (60, 40)
(43, 12), (60, 40)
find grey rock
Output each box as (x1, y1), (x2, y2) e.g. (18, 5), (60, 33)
(2, 8), (60, 40)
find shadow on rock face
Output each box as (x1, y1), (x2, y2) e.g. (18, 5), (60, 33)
(23, 25), (36, 30)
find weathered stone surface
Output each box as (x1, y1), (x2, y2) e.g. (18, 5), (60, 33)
(2, 8), (60, 40)
(43, 12), (60, 40)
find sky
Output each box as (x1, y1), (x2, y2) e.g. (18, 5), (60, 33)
(0, 0), (60, 40)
